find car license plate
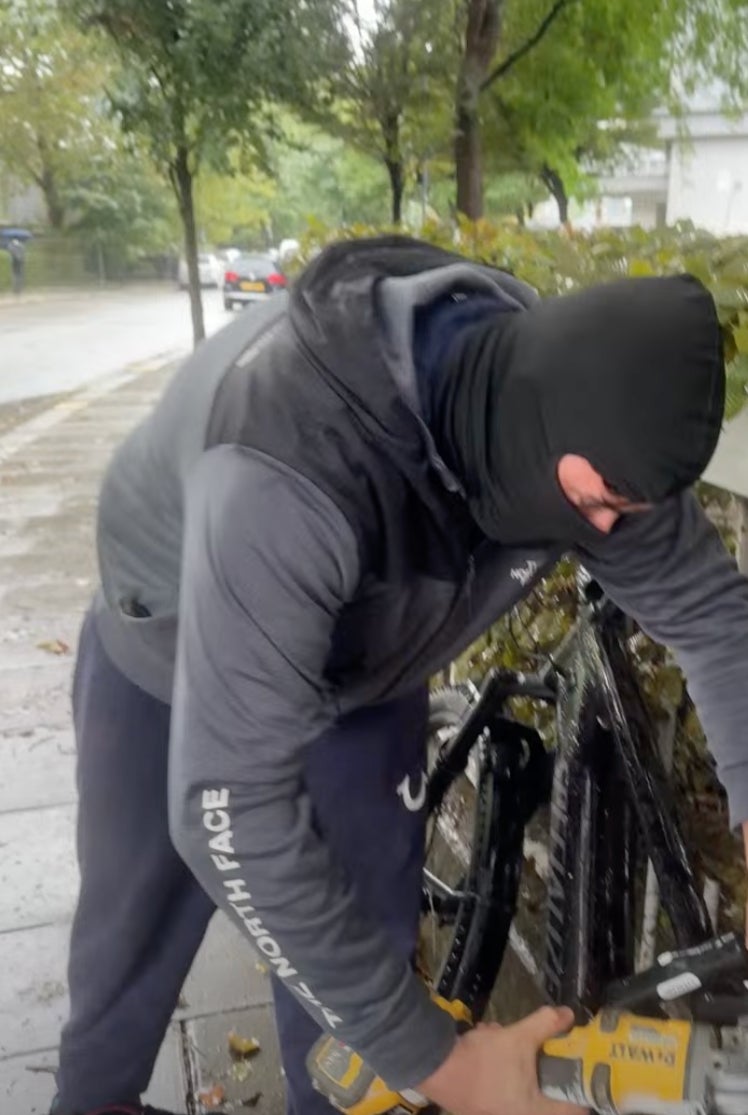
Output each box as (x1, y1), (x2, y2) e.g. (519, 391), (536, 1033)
(240, 281), (265, 292)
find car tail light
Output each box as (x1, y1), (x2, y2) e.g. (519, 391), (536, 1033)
(224, 270), (239, 283)
(267, 272), (286, 286)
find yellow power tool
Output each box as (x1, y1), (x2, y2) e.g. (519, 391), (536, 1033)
(307, 997), (471, 1115)
(308, 1003), (748, 1115)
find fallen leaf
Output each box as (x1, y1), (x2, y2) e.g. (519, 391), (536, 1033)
(242, 1093), (263, 1108)
(231, 1060), (252, 1083)
(255, 961), (269, 976)
(37, 639), (70, 655)
(228, 1031), (261, 1058)
(198, 1083), (225, 1109)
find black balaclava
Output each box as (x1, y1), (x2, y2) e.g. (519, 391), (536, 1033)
(433, 274), (726, 547)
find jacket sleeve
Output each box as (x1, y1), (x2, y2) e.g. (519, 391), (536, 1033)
(168, 445), (455, 1089)
(578, 491), (748, 825)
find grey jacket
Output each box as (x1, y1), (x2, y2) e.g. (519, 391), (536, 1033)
(93, 237), (748, 1090)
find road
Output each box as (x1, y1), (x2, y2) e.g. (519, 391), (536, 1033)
(0, 284), (232, 405)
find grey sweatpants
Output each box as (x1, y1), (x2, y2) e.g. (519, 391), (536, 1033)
(55, 611), (428, 1113)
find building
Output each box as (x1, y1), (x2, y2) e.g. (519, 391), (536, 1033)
(604, 101), (748, 233)
(531, 93), (748, 234)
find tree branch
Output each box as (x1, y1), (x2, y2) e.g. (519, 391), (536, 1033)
(480, 0), (574, 92)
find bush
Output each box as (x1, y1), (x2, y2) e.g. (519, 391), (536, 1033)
(0, 233), (91, 292)
(297, 218), (748, 418)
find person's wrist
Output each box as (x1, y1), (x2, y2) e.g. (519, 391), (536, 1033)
(415, 1033), (467, 1106)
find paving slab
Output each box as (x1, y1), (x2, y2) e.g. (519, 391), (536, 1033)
(0, 356), (290, 1110)
(0, 660), (75, 733)
(185, 1005), (284, 1115)
(0, 803), (79, 930)
(0, 726), (76, 812)
(0, 922), (71, 1058)
(178, 913), (274, 1021)
(0, 1048), (59, 1113)
(0, 1028), (187, 1113)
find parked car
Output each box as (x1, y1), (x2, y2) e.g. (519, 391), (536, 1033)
(177, 252), (221, 289)
(223, 253), (287, 310)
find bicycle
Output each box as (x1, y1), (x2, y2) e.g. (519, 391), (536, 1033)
(420, 573), (748, 1030)
(308, 574), (748, 1114)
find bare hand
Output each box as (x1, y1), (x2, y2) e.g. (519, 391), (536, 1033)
(417, 1006), (588, 1115)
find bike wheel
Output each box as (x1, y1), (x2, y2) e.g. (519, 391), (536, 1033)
(419, 686), (528, 1019)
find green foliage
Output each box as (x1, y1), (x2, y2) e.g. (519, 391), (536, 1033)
(482, 0), (677, 206)
(268, 120), (392, 238)
(484, 173), (548, 222)
(64, 0), (349, 178)
(63, 145), (179, 272)
(195, 166), (277, 249)
(0, 0), (115, 228)
(306, 0), (457, 221)
(446, 0), (748, 218)
(63, 0), (350, 341)
(0, 233), (89, 291)
(299, 219), (748, 418)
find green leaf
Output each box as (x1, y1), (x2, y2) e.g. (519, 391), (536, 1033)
(711, 285), (748, 313)
(627, 258), (655, 278)
(725, 353), (748, 419)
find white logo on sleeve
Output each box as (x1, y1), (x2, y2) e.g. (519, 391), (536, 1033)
(397, 770), (427, 812)
(510, 560), (539, 587)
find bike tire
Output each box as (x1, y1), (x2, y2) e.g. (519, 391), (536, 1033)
(420, 686), (529, 1020)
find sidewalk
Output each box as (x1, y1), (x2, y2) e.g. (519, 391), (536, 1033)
(0, 365), (284, 1113)
(0, 282), (174, 310)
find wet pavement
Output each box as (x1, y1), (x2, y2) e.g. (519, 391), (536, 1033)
(0, 285), (233, 404)
(0, 359), (284, 1113)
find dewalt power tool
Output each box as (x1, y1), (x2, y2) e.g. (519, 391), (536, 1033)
(539, 1008), (748, 1115)
(307, 996), (471, 1115)
(309, 1006), (748, 1115)
(308, 936), (748, 1115)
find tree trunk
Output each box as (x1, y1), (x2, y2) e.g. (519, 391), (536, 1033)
(171, 144), (205, 347)
(454, 0), (502, 220)
(36, 138), (66, 229)
(382, 114), (404, 225)
(541, 164), (570, 228)
(455, 100), (483, 220)
(385, 159), (404, 224)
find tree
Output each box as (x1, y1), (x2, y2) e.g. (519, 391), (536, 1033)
(64, 144), (179, 279)
(481, 0), (672, 225)
(65, 0), (349, 344)
(195, 166), (277, 251)
(268, 118), (391, 236)
(454, 0), (573, 219)
(308, 0), (456, 224)
(455, 0), (748, 221)
(0, 0), (114, 230)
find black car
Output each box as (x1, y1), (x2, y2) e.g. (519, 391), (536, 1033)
(223, 254), (287, 310)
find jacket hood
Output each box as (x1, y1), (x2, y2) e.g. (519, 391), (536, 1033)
(437, 273), (726, 546)
(289, 234), (531, 485)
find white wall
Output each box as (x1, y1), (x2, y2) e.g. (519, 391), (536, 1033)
(667, 134), (748, 234)
(630, 194), (664, 229)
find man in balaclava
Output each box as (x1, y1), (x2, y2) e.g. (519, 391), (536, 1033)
(51, 236), (744, 1115)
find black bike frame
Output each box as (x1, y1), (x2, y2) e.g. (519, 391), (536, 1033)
(427, 585), (715, 1020)
(544, 598), (712, 1017)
